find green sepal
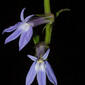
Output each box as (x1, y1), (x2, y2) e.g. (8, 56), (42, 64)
(33, 35), (40, 45)
(56, 8), (71, 17)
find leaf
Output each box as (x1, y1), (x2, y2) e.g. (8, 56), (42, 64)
(56, 8), (71, 17)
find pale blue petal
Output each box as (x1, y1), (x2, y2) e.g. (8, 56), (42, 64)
(26, 62), (36, 85)
(5, 29), (21, 44)
(27, 55), (37, 61)
(24, 15), (34, 22)
(2, 22), (21, 34)
(43, 49), (50, 60)
(19, 27), (33, 51)
(37, 71), (46, 85)
(45, 61), (57, 85)
(20, 8), (26, 22)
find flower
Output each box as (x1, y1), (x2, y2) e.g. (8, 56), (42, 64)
(2, 8), (50, 51)
(2, 8), (34, 51)
(26, 49), (57, 85)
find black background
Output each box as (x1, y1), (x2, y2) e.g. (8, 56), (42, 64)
(0, 0), (84, 85)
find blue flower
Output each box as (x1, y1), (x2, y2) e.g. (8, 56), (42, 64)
(2, 8), (50, 51)
(26, 49), (57, 85)
(2, 8), (34, 51)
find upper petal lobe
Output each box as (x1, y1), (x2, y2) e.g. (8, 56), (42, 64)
(20, 8), (26, 22)
(43, 49), (50, 60)
(24, 15), (34, 22)
(27, 55), (37, 61)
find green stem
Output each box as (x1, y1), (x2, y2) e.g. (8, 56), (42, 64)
(44, 0), (51, 14)
(44, 0), (52, 44)
(45, 24), (52, 44)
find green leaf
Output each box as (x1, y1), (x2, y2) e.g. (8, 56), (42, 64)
(56, 8), (71, 17)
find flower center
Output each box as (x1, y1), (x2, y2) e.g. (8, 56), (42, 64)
(35, 59), (46, 72)
(19, 23), (32, 32)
